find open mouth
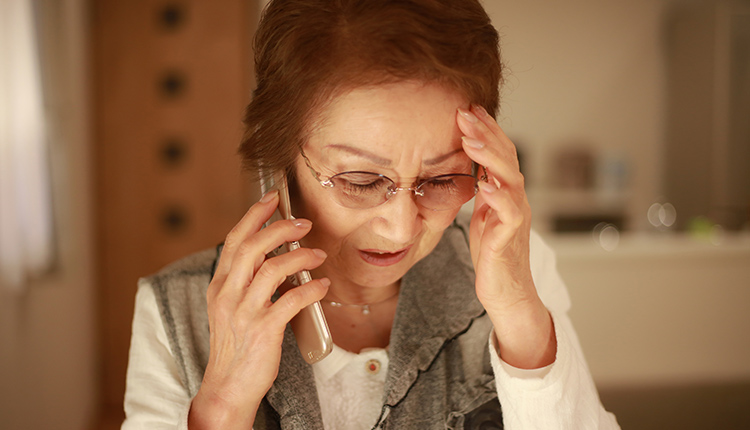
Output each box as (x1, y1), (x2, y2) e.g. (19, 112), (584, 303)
(358, 246), (412, 267)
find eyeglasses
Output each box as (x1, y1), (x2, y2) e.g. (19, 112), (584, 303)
(300, 150), (487, 210)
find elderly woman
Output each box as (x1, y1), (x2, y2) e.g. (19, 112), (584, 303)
(122, 0), (620, 429)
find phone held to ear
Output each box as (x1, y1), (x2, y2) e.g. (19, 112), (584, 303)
(258, 168), (333, 364)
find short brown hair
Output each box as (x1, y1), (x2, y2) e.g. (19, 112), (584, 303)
(239, 0), (502, 178)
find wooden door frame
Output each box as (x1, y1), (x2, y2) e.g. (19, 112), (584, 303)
(91, 1), (258, 427)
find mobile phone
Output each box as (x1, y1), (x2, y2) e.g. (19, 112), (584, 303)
(258, 168), (333, 364)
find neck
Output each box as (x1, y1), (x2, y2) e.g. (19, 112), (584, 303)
(323, 279), (401, 307)
(310, 268), (400, 307)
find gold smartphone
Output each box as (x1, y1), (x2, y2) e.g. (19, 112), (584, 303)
(258, 168), (333, 364)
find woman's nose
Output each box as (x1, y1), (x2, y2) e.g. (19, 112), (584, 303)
(371, 191), (422, 244)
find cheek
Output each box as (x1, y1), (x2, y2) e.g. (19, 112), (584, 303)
(423, 208), (461, 231)
(293, 180), (365, 245)
(414, 208), (460, 251)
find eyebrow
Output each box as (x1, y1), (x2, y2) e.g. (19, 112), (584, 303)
(327, 144), (463, 167)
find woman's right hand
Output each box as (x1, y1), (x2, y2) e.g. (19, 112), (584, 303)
(188, 190), (330, 430)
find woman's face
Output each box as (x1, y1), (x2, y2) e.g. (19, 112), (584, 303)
(293, 81), (472, 293)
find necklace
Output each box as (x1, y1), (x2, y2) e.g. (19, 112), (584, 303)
(323, 291), (400, 315)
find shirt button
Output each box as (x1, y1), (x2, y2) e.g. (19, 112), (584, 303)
(365, 359), (381, 375)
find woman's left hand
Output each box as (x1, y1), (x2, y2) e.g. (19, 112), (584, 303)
(457, 105), (556, 370)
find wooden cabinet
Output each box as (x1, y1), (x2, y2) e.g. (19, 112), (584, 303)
(92, 1), (257, 425)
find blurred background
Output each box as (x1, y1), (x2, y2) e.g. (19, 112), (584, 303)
(0, 0), (748, 429)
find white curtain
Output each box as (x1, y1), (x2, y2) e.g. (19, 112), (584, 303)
(0, 0), (53, 291)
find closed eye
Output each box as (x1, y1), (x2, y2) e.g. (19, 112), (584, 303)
(423, 177), (459, 190)
(332, 172), (391, 194)
(419, 174), (475, 195)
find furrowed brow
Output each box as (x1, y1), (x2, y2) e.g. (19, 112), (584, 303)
(326, 145), (463, 167)
(327, 144), (391, 167)
(423, 148), (463, 166)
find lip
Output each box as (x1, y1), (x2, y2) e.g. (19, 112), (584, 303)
(358, 245), (413, 267)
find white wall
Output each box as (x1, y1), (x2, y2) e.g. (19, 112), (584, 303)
(0, 1), (97, 429)
(485, 0), (671, 231)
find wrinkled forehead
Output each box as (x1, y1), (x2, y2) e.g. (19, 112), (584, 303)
(306, 79), (467, 132)
(302, 81), (470, 170)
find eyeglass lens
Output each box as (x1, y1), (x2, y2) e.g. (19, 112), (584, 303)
(329, 172), (477, 210)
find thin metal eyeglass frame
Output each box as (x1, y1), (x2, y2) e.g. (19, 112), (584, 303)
(299, 149), (488, 209)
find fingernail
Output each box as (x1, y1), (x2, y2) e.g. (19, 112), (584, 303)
(312, 248), (327, 259)
(472, 104), (489, 118)
(458, 108), (478, 123)
(293, 218), (312, 228)
(462, 136), (484, 149)
(260, 189), (278, 203)
(478, 181), (497, 193)
(319, 277), (331, 288)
